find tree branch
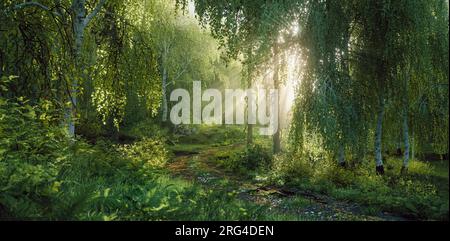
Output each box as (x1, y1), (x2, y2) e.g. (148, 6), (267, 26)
(83, 0), (107, 26)
(14, 1), (61, 17)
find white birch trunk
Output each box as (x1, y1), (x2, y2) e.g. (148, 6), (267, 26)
(272, 45), (281, 154)
(401, 71), (410, 173)
(161, 65), (168, 122)
(14, 0), (106, 137)
(374, 95), (385, 174)
(402, 109), (410, 172)
(66, 0), (87, 137)
(66, 0), (106, 136)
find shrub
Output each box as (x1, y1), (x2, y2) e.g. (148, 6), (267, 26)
(122, 120), (168, 140)
(0, 97), (70, 218)
(219, 144), (271, 174)
(117, 137), (168, 170)
(270, 153), (313, 184)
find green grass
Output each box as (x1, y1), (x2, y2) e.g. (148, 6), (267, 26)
(1, 102), (447, 221)
(169, 144), (208, 154)
(170, 125), (449, 221)
(271, 156), (449, 220)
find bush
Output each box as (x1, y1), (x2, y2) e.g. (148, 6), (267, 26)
(0, 97), (70, 218)
(267, 141), (448, 220)
(270, 153), (313, 184)
(219, 144), (271, 174)
(122, 120), (168, 140)
(117, 137), (168, 170)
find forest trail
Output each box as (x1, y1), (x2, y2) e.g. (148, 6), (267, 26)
(166, 138), (408, 221)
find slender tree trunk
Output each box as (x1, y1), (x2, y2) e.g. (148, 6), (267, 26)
(273, 132), (281, 153)
(161, 65), (168, 122)
(401, 109), (410, 174)
(247, 122), (253, 146)
(375, 94), (385, 174)
(67, 0), (87, 137)
(272, 45), (281, 154)
(401, 72), (410, 174)
(66, 0), (105, 136)
(396, 138), (402, 156)
(338, 27), (349, 168)
(356, 143), (366, 166)
(246, 64), (253, 146)
(338, 143), (346, 167)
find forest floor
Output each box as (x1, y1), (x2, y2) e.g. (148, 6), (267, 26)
(165, 127), (412, 221)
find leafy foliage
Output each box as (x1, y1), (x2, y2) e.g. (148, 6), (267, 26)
(218, 144), (271, 174)
(0, 0), (448, 221)
(0, 96), (69, 218)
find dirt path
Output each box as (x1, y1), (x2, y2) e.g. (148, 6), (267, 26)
(167, 144), (408, 221)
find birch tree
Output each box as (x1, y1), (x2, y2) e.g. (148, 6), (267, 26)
(14, 0), (107, 136)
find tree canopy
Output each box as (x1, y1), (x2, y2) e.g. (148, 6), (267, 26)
(0, 0), (448, 221)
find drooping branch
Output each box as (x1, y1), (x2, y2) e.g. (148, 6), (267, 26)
(14, 1), (50, 11)
(83, 0), (107, 26)
(14, 1), (62, 17)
